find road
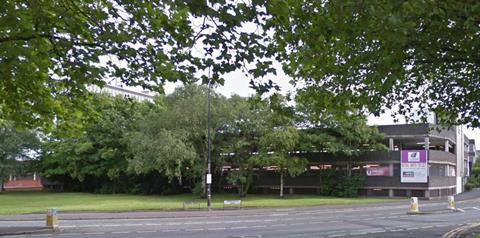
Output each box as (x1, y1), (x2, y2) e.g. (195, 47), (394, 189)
(1, 193), (480, 238)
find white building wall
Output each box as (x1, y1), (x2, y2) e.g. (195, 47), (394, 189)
(456, 126), (465, 194)
(87, 85), (155, 102)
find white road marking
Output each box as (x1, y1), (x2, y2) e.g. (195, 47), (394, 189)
(208, 227), (226, 231)
(328, 234), (345, 237)
(82, 225), (100, 227)
(112, 231), (131, 234)
(350, 232), (367, 235)
(101, 224), (121, 227)
(136, 230), (157, 233)
(231, 226), (248, 229)
(421, 226), (433, 229)
(270, 213), (288, 217)
(263, 219), (276, 222)
(252, 225), (267, 228)
(83, 232), (105, 235)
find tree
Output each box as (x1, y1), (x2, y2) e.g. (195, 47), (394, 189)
(259, 125), (307, 198)
(3, 1), (479, 129)
(217, 95), (267, 197)
(466, 158), (480, 190)
(127, 122), (197, 185)
(127, 85), (234, 194)
(0, 1), (269, 129)
(41, 94), (151, 193)
(0, 125), (39, 192)
(264, 0), (480, 127)
(298, 115), (387, 177)
(253, 95), (307, 198)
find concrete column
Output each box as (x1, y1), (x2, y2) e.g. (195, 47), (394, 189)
(33, 172), (37, 181)
(406, 190), (412, 197)
(424, 190), (430, 199)
(424, 137), (430, 150)
(445, 140), (450, 152)
(389, 138), (394, 151)
(388, 189), (394, 197)
(389, 163), (394, 176)
(289, 187), (294, 195)
(8, 175), (12, 181)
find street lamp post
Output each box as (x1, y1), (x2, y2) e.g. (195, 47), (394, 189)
(206, 80), (212, 211)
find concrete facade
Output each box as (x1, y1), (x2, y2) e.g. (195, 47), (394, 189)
(242, 124), (475, 198)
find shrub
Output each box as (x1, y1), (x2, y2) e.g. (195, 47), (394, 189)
(319, 168), (365, 197)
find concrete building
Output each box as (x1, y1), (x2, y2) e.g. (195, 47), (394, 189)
(88, 84), (155, 102)
(245, 124), (475, 198)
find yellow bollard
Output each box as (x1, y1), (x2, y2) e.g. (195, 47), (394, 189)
(448, 196), (455, 210)
(46, 208), (59, 229)
(410, 197), (419, 213)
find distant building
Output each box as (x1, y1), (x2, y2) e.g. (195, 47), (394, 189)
(3, 173), (42, 191)
(88, 84), (155, 102)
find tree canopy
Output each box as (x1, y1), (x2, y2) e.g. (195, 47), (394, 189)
(2, 1), (478, 128)
(267, 1), (480, 126)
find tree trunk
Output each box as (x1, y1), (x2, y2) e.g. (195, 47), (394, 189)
(0, 179), (4, 192)
(200, 174), (207, 198)
(279, 173), (284, 198)
(347, 157), (352, 177)
(241, 172), (252, 197)
(238, 183), (243, 197)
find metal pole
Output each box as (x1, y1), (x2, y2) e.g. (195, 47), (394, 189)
(207, 74), (212, 211)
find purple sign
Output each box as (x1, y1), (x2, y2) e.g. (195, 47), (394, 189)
(401, 150), (428, 183)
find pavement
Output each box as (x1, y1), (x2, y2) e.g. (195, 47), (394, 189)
(0, 227), (53, 236)
(1, 190), (480, 237)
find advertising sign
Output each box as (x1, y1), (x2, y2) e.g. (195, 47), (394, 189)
(366, 166), (390, 176)
(401, 150), (428, 183)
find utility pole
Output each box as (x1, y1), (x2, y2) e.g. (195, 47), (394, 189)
(206, 72), (212, 211)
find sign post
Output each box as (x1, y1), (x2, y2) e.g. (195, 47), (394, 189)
(401, 150), (428, 183)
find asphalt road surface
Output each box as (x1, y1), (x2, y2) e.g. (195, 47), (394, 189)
(1, 192), (480, 238)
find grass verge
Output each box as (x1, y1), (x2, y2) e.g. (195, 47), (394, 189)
(0, 191), (405, 215)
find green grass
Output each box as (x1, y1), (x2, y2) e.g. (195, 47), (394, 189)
(0, 191), (405, 215)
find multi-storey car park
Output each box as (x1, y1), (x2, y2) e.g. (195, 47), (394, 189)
(227, 124), (477, 199)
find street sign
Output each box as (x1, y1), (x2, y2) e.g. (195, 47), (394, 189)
(206, 173), (212, 184)
(401, 150), (428, 183)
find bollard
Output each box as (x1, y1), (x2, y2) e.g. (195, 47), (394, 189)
(46, 208), (59, 229)
(448, 195), (455, 210)
(409, 197), (419, 213)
